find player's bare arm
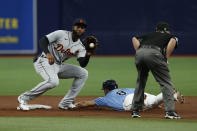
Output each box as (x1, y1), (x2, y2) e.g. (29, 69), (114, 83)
(132, 37), (140, 51)
(75, 100), (97, 108)
(166, 38), (177, 59)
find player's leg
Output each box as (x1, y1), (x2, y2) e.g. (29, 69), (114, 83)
(123, 94), (134, 111)
(147, 51), (180, 118)
(18, 57), (59, 103)
(151, 69), (181, 119)
(132, 50), (149, 112)
(144, 93), (163, 109)
(144, 89), (184, 110)
(132, 67), (149, 110)
(154, 93), (163, 105)
(142, 49), (174, 112)
(57, 63), (88, 109)
(150, 61), (174, 112)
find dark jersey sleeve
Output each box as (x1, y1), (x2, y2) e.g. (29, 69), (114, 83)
(39, 36), (50, 54)
(136, 34), (146, 44)
(77, 55), (90, 68)
(171, 35), (178, 49)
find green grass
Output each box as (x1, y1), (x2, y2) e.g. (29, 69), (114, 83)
(0, 57), (197, 131)
(0, 57), (196, 96)
(0, 117), (197, 131)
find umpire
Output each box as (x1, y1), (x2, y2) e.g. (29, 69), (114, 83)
(131, 22), (181, 119)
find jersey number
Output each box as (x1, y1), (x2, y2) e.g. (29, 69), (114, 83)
(54, 43), (72, 55)
(116, 91), (126, 95)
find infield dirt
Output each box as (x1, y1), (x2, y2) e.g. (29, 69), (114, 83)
(0, 96), (196, 119)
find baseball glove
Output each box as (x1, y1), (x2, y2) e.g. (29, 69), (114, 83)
(82, 36), (98, 54)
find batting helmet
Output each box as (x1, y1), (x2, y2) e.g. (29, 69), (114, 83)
(102, 80), (118, 91)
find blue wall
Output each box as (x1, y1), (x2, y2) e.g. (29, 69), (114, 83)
(37, 0), (197, 55)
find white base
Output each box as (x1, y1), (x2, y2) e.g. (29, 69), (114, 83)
(17, 104), (52, 110)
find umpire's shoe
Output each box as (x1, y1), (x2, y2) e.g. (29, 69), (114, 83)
(165, 111), (181, 119)
(131, 110), (141, 118)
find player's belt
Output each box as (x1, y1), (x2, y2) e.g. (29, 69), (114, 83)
(140, 45), (161, 52)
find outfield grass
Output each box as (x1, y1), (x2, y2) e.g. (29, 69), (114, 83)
(0, 57), (196, 96)
(0, 117), (197, 131)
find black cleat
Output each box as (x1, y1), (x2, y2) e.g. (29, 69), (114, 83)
(165, 111), (181, 119)
(131, 111), (141, 118)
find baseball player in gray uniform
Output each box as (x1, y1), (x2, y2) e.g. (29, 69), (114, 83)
(17, 19), (91, 110)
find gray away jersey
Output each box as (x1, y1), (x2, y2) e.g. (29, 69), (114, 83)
(46, 30), (86, 64)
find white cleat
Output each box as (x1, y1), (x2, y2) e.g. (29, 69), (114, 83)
(18, 96), (28, 105)
(58, 103), (76, 110)
(17, 104), (30, 111)
(17, 96), (29, 110)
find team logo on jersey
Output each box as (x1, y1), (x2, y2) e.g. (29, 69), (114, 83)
(54, 43), (72, 55)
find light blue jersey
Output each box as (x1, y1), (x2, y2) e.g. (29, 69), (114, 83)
(94, 88), (135, 111)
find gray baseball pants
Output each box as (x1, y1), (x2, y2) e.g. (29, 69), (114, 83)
(132, 48), (175, 112)
(19, 56), (88, 106)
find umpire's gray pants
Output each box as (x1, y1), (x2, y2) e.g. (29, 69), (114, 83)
(19, 56), (88, 106)
(132, 48), (175, 112)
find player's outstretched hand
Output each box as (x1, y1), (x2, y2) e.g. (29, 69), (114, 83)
(46, 53), (55, 65)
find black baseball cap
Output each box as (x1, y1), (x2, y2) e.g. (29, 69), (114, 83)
(156, 21), (169, 31)
(73, 18), (87, 28)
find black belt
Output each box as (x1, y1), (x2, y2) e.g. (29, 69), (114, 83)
(140, 45), (161, 52)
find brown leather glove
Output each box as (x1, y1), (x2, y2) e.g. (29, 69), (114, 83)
(82, 36), (98, 54)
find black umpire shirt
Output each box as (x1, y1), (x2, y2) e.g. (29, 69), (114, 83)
(136, 32), (178, 51)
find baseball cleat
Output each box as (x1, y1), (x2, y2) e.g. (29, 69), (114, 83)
(58, 103), (76, 110)
(17, 104), (30, 111)
(17, 96), (30, 110)
(131, 110), (141, 118)
(18, 95), (28, 105)
(173, 89), (184, 104)
(165, 111), (181, 119)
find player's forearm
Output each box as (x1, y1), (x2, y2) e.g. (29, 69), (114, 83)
(77, 54), (90, 67)
(75, 100), (96, 108)
(132, 37), (140, 51)
(166, 38), (176, 59)
(39, 36), (50, 54)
